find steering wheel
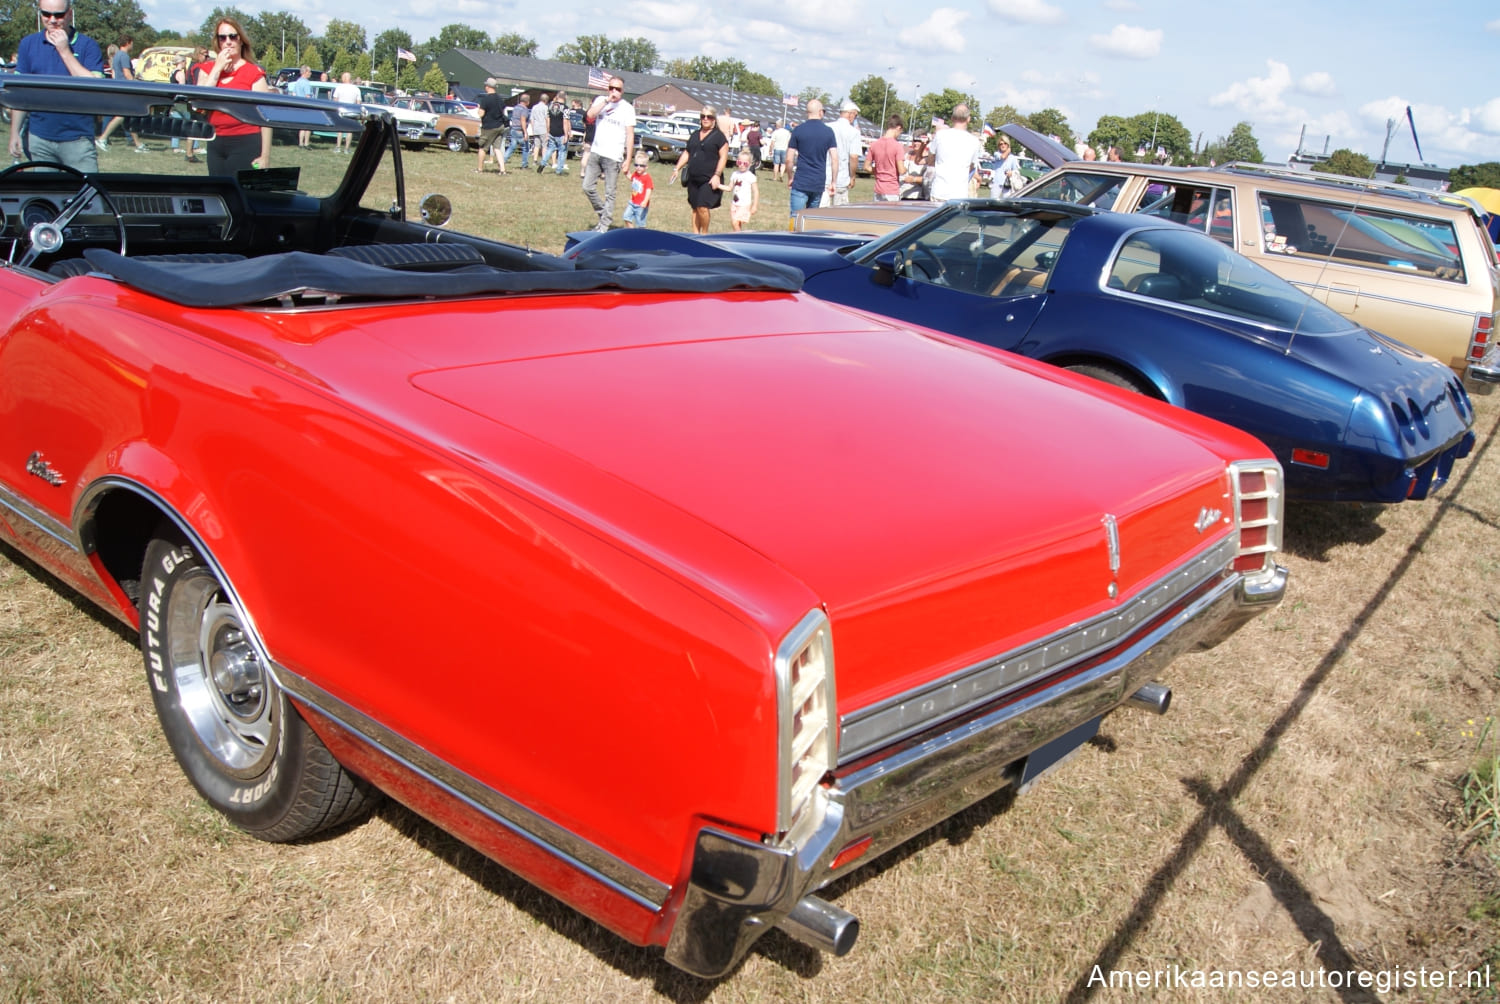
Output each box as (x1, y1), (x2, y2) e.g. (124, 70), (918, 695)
(907, 244), (948, 285)
(0, 161), (126, 269)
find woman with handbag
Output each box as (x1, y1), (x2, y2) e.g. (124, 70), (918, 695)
(669, 105), (728, 235)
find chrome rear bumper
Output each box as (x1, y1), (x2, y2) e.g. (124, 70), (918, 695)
(664, 565), (1286, 977)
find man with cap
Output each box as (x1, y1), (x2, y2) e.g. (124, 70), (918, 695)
(830, 98), (862, 206)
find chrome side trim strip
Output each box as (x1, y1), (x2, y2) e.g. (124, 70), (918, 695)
(272, 668), (672, 911)
(1286, 280), (1478, 316)
(0, 480), (80, 551)
(838, 534), (1237, 764)
(72, 477), (670, 911)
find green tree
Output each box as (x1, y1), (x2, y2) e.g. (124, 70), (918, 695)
(196, 6), (252, 47)
(318, 17), (366, 68)
(1087, 114), (1132, 158)
(554, 33), (611, 66)
(915, 88), (978, 129)
(610, 36), (658, 73)
(73, 0), (153, 47)
(371, 28), (412, 69)
(372, 58), (396, 87)
(1312, 148), (1374, 178)
(848, 75), (905, 124)
(251, 11), (310, 65)
(798, 84), (832, 107)
(397, 62), (420, 92)
(1024, 108), (1074, 151)
(1449, 163), (1500, 189)
(421, 24), (491, 59)
(353, 52), (371, 82)
(491, 32), (536, 58)
(1201, 121), (1262, 166)
(421, 64), (449, 95)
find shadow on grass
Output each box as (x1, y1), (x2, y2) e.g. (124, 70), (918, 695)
(1063, 403), (1500, 1004)
(1281, 501), (1388, 562)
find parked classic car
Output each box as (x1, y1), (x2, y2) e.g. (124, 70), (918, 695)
(390, 95), (480, 152)
(302, 78), (440, 148)
(1018, 161), (1500, 388)
(0, 78), (1288, 976)
(569, 200), (1476, 503)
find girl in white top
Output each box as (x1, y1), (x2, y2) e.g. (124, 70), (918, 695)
(729, 151), (759, 230)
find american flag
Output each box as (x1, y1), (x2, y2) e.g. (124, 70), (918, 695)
(587, 67), (611, 90)
(981, 122), (995, 137)
(782, 94), (799, 107)
(396, 47), (416, 62)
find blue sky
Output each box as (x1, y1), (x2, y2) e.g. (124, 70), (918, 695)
(154, 0), (1500, 168)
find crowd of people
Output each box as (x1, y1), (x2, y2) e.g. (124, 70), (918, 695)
(6, 12), (1025, 235)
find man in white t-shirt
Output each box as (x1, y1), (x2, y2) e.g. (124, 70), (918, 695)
(582, 76), (636, 231)
(332, 72), (361, 153)
(829, 99), (862, 206)
(924, 103), (982, 202)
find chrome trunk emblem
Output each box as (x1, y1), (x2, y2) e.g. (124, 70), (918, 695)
(1102, 514), (1120, 575)
(1194, 506), (1223, 534)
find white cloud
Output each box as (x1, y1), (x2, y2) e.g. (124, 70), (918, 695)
(900, 8), (969, 53)
(1211, 59), (1293, 115)
(986, 0), (1064, 25)
(1474, 97), (1500, 134)
(1103, 0), (1139, 9)
(781, 0), (862, 32)
(1487, 18), (1500, 32)
(1296, 71), (1337, 98)
(628, 1), (699, 29)
(1087, 24), (1162, 59)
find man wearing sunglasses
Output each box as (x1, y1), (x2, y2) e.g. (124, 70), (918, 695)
(8, 1), (106, 172)
(582, 78), (635, 232)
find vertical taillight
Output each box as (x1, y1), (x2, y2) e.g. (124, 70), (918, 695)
(1468, 313), (1494, 365)
(775, 610), (837, 836)
(1229, 461), (1284, 577)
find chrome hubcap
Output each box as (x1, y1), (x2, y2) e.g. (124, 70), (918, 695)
(168, 568), (276, 773)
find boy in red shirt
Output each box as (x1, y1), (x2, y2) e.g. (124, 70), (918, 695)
(624, 151), (654, 228)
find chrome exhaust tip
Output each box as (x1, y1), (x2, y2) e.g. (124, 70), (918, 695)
(1125, 682), (1171, 715)
(778, 895), (860, 956)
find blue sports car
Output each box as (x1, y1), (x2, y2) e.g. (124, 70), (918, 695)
(568, 200), (1476, 503)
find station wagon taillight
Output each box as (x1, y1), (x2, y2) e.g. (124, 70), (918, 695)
(1469, 313), (1494, 364)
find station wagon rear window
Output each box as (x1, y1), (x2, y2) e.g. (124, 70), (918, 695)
(1258, 193), (1465, 283)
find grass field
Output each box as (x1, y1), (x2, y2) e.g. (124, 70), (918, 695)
(2, 134), (1500, 1002)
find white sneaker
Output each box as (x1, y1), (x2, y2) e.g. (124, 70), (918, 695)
(593, 222), (609, 233)
(94, 139), (109, 152)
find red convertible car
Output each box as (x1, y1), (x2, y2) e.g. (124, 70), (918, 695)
(0, 78), (1287, 976)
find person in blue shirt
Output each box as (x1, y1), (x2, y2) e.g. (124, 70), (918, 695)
(7, 0), (106, 172)
(784, 98), (837, 216)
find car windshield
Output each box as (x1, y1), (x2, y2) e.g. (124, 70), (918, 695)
(853, 205), (1079, 297)
(1, 76), (374, 202)
(1106, 226), (1352, 334)
(1025, 170), (1129, 210)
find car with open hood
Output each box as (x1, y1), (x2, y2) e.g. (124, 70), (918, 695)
(0, 77), (1287, 977)
(569, 200), (1476, 504)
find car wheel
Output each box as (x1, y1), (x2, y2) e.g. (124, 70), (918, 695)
(1065, 363), (1155, 397)
(141, 533), (379, 841)
(645, 147), (660, 163)
(445, 129), (469, 153)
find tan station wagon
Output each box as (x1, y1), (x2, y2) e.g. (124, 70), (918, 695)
(1020, 162), (1499, 390)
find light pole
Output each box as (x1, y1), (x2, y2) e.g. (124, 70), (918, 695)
(879, 65), (894, 126)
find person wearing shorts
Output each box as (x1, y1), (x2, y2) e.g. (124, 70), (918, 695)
(624, 151), (653, 227)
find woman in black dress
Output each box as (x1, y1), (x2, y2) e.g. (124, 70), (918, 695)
(669, 105), (729, 234)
